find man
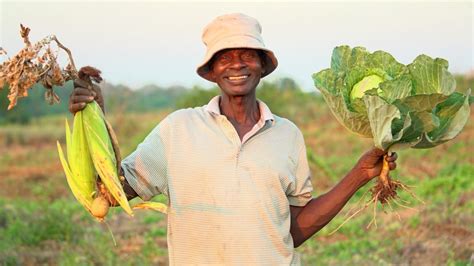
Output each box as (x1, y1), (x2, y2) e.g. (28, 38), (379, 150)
(70, 13), (397, 265)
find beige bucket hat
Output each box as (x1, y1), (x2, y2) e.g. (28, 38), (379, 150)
(196, 13), (278, 82)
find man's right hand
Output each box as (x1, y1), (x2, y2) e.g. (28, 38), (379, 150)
(69, 79), (105, 114)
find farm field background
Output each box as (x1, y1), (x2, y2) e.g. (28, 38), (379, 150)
(0, 77), (473, 265)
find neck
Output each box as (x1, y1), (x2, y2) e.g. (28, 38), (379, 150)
(219, 93), (260, 126)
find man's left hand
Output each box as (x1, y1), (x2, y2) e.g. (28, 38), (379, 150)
(353, 148), (397, 183)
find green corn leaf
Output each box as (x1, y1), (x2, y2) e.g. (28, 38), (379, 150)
(65, 118), (72, 163)
(70, 110), (96, 197)
(57, 141), (93, 212)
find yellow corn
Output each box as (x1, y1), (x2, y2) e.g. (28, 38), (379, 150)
(59, 101), (169, 220)
(81, 101), (133, 216)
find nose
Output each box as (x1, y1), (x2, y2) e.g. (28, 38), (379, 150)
(229, 56), (246, 70)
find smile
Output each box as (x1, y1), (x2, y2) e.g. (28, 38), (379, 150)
(225, 75), (249, 81)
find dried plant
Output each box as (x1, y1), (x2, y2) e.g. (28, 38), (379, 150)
(0, 24), (80, 110)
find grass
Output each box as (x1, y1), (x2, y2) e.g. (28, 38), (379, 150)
(0, 196), (169, 265)
(300, 153), (474, 265)
(0, 199), (84, 247)
(0, 102), (472, 265)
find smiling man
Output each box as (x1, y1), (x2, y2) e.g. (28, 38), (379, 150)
(69, 13), (397, 265)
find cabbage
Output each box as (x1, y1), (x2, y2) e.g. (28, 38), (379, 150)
(312, 45), (471, 151)
(351, 74), (384, 100)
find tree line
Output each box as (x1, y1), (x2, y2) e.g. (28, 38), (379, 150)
(1, 74), (471, 125)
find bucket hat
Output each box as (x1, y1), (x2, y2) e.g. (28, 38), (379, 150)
(196, 13), (278, 82)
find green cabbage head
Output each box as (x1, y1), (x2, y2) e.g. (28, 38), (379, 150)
(312, 45), (472, 151)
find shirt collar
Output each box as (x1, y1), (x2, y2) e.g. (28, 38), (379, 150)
(205, 95), (275, 122)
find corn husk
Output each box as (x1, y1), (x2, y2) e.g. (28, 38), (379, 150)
(81, 101), (133, 216)
(59, 101), (172, 219)
(57, 115), (95, 213)
(133, 202), (168, 214)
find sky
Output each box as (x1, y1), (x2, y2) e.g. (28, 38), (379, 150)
(1, 1), (473, 91)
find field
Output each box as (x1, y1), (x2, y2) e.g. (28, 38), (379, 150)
(0, 98), (473, 265)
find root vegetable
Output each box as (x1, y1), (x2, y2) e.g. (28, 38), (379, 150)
(91, 195), (110, 220)
(372, 153), (400, 204)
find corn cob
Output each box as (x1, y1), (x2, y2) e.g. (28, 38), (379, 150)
(81, 101), (133, 216)
(58, 102), (170, 218)
(57, 102), (133, 219)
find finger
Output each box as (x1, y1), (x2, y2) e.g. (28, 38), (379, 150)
(72, 95), (95, 104)
(70, 102), (87, 113)
(74, 79), (91, 89)
(72, 87), (94, 96)
(388, 162), (397, 170)
(386, 152), (398, 162)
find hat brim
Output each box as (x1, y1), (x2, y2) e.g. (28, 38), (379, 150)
(196, 35), (278, 82)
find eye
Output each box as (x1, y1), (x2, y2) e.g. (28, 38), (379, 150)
(217, 54), (231, 64)
(242, 51), (258, 60)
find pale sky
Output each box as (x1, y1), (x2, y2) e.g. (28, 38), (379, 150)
(1, 1), (473, 91)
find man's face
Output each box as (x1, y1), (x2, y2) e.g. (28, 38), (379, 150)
(209, 48), (264, 97)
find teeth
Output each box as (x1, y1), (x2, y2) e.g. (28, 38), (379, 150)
(228, 75), (248, 80)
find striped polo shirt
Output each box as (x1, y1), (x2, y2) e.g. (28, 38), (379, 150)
(122, 96), (313, 265)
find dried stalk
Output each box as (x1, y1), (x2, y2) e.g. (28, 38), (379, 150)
(0, 24), (79, 110)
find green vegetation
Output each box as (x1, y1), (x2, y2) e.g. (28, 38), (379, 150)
(0, 82), (184, 124)
(0, 76), (472, 264)
(0, 82), (73, 124)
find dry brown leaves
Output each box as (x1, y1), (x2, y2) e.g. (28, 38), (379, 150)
(0, 24), (78, 110)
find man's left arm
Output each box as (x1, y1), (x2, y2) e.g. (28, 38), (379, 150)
(290, 148), (397, 248)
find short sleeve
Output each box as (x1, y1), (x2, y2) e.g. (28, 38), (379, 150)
(287, 132), (313, 206)
(121, 117), (170, 200)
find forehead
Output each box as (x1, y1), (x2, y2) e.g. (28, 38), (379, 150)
(214, 48), (259, 57)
